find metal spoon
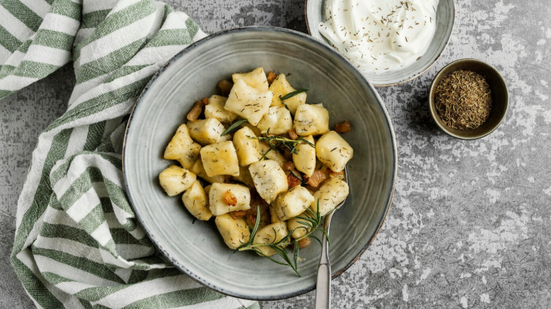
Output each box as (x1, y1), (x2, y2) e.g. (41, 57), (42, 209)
(315, 169), (349, 309)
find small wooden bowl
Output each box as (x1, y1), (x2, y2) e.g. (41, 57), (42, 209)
(429, 59), (508, 139)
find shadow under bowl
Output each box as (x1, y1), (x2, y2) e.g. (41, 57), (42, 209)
(428, 58), (509, 139)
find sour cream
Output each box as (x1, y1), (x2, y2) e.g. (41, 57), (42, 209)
(319, 0), (439, 73)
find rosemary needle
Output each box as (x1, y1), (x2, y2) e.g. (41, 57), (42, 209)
(250, 128), (315, 159)
(279, 89), (308, 101)
(221, 119), (248, 136)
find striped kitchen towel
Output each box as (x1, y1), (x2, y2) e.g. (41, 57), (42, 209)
(1, 0), (259, 308)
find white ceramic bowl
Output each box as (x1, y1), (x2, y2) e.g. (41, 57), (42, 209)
(306, 0), (456, 87)
(123, 27), (397, 300)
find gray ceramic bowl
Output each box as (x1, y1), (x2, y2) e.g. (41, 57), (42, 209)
(428, 58), (509, 139)
(123, 27), (397, 300)
(305, 0), (455, 87)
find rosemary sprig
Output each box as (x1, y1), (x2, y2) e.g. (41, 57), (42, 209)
(236, 200), (329, 276)
(289, 169), (303, 182)
(252, 128), (314, 157)
(294, 204), (331, 247)
(221, 119), (248, 136)
(280, 89), (308, 101)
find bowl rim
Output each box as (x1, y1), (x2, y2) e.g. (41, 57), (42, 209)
(304, 0), (456, 87)
(428, 58), (509, 140)
(122, 26), (398, 300)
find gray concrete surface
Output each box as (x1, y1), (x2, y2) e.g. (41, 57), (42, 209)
(1, 0), (550, 308)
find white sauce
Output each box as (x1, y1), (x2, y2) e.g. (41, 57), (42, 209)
(319, 0), (439, 73)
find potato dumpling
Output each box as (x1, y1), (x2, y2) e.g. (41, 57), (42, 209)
(164, 124), (201, 169)
(258, 142), (287, 168)
(232, 67), (269, 92)
(182, 180), (212, 221)
(200, 141), (240, 177)
(315, 131), (353, 173)
(160, 68), (355, 267)
(233, 126), (261, 166)
(312, 178), (349, 216)
(224, 79), (272, 126)
(209, 183), (251, 216)
(292, 135), (316, 177)
(158, 165), (196, 196)
(273, 186), (315, 221)
(215, 214), (250, 250)
(269, 74), (307, 114)
(287, 212), (314, 239)
(249, 160), (288, 203)
(294, 104), (330, 136)
(232, 165), (255, 188)
(269, 204), (281, 223)
(253, 221), (288, 256)
(256, 106), (293, 135)
(190, 158), (229, 184)
(187, 118), (227, 146)
(204, 95), (238, 124)
(243, 122), (262, 137)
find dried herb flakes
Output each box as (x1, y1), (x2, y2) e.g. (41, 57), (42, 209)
(434, 70), (492, 130)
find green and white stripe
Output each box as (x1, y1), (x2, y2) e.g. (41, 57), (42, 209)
(1, 0), (259, 308)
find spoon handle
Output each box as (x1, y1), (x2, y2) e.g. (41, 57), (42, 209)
(315, 222), (331, 309)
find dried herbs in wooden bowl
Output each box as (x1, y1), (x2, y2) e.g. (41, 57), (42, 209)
(429, 59), (508, 140)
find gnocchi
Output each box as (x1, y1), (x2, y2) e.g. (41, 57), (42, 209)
(187, 118), (228, 146)
(200, 141), (240, 177)
(292, 135), (316, 177)
(256, 106), (293, 135)
(182, 180), (212, 221)
(208, 183), (251, 216)
(252, 221), (288, 256)
(159, 67), (353, 264)
(232, 67), (269, 92)
(204, 95), (238, 124)
(294, 104), (330, 136)
(225, 79), (272, 126)
(159, 165), (196, 196)
(215, 214), (250, 250)
(273, 186), (314, 221)
(249, 160), (288, 204)
(269, 74), (307, 114)
(316, 131), (354, 173)
(190, 157), (229, 184)
(233, 126), (262, 166)
(164, 124), (201, 169)
(312, 178), (349, 216)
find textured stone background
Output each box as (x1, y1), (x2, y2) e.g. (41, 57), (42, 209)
(1, 0), (550, 308)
